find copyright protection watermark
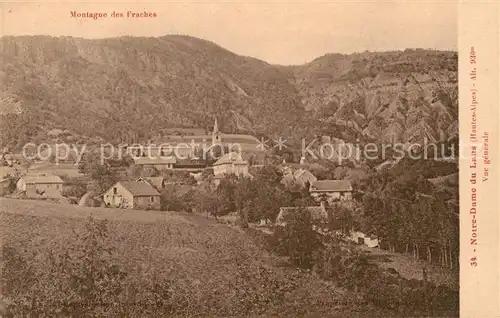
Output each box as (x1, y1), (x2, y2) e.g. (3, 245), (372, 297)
(17, 136), (469, 165)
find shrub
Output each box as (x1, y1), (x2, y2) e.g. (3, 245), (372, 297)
(0, 217), (181, 316)
(1, 217), (127, 316)
(62, 179), (88, 199)
(256, 217), (458, 316)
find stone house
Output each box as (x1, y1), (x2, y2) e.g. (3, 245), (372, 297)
(309, 180), (353, 203)
(16, 173), (64, 198)
(102, 181), (161, 210)
(212, 152), (251, 184)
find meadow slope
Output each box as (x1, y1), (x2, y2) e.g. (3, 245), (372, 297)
(0, 198), (393, 316)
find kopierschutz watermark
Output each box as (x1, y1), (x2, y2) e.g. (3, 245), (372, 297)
(18, 137), (470, 166)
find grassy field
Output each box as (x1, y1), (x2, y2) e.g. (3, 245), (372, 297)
(0, 198), (394, 317)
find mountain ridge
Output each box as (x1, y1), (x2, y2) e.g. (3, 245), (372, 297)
(0, 35), (458, 150)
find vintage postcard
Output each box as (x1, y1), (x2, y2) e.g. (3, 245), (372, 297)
(0, 1), (498, 317)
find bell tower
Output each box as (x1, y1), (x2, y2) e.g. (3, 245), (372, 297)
(212, 117), (222, 145)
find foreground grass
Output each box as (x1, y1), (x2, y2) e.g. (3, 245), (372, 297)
(0, 198), (393, 317)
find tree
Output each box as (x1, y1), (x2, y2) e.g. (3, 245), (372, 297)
(286, 181), (315, 207)
(193, 184), (220, 218)
(327, 203), (354, 234)
(160, 185), (187, 212)
(272, 206), (324, 269)
(233, 176), (254, 228)
(78, 153), (116, 194)
(252, 165), (283, 185)
(216, 175), (238, 216)
(249, 167), (291, 223)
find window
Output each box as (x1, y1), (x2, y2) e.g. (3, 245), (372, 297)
(113, 187), (117, 194)
(150, 196), (155, 202)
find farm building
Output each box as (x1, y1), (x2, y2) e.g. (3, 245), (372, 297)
(309, 180), (353, 203)
(102, 181), (161, 210)
(132, 145), (195, 160)
(170, 160), (207, 172)
(16, 173), (64, 198)
(347, 231), (379, 248)
(133, 156), (177, 170)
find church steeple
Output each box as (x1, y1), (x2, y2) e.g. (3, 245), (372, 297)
(213, 117), (219, 135)
(212, 117), (221, 145)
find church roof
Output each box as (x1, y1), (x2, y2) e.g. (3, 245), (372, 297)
(151, 118), (263, 152)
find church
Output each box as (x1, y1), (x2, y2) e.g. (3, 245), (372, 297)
(132, 118), (263, 171)
(203, 118), (264, 157)
(144, 118), (263, 160)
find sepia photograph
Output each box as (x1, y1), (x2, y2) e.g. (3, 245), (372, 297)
(0, 1), (478, 316)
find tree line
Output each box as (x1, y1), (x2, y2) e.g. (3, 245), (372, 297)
(358, 158), (459, 269)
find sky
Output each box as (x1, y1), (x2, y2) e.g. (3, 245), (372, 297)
(0, 1), (458, 65)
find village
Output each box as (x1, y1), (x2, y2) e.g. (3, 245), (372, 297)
(0, 1), (470, 314)
(0, 118), (381, 247)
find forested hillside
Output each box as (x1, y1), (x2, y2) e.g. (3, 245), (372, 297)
(0, 35), (457, 149)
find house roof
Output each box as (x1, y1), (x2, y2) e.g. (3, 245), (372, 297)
(133, 156), (177, 165)
(277, 205), (328, 223)
(310, 180), (352, 192)
(294, 169), (316, 181)
(212, 152), (247, 166)
(282, 169), (316, 186)
(119, 181), (161, 197)
(21, 174), (64, 184)
(137, 176), (164, 189)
